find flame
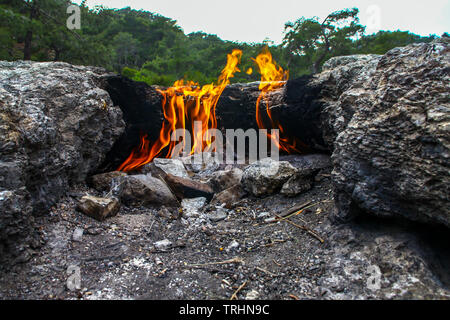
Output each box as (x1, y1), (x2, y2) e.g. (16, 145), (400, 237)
(118, 49), (242, 172)
(252, 47), (305, 153)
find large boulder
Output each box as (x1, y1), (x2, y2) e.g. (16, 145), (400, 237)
(330, 39), (450, 227)
(0, 61), (125, 258)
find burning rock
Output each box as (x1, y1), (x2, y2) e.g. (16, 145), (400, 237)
(119, 174), (178, 207)
(77, 196), (120, 221)
(241, 158), (297, 197)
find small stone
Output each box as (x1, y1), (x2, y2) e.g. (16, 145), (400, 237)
(257, 212), (271, 220)
(245, 289), (260, 300)
(208, 207), (228, 222)
(72, 227), (84, 242)
(181, 197), (207, 218)
(154, 239), (172, 251)
(227, 240), (239, 251)
(77, 196), (120, 221)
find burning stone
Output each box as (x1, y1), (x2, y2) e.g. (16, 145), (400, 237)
(77, 196), (120, 221)
(241, 158), (297, 197)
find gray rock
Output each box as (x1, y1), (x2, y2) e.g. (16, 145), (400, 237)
(241, 158), (297, 197)
(142, 158), (189, 179)
(77, 196), (120, 221)
(119, 174), (177, 207)
(181, 152), (221, 175)
(0, 61), (124, 253)
(330, 39), (450, 227)
(207, 168), (243, 193)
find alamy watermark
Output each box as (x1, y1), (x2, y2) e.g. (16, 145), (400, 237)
(66, 5), (81, 30)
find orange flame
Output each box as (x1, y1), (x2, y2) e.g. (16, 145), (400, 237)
(118, 49), (242, 172)
(252, 47), (305, 154)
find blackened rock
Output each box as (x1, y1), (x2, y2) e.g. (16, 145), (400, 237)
(164, 174), (214, 201)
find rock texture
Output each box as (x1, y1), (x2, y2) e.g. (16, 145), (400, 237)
(329, 39), (450, 227)
(241, 158), (297, 197)
(0, 61), (125, 257)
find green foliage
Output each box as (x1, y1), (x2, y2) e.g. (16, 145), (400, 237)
(0, 1), (441, 84)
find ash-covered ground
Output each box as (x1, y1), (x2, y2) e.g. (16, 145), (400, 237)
(1, 160), (449, 300)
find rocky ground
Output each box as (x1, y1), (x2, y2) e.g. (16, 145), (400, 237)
(1, 155), (449, 300)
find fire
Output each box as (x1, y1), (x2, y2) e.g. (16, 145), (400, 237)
(252, 47), (304, 153)
(117, 49), (242, 172)
(118, 47), (304, 173)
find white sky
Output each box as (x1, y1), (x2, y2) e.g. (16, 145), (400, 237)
(75, 0), (450, 44)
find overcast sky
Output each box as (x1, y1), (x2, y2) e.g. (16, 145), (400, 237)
(75, 0), (450, 44)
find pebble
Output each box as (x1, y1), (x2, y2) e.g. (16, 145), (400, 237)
(72, 228), (84, 242)
(154, 239), (173, 251)
(208, 207), (228, 222)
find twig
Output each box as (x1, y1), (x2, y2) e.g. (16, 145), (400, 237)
(255, 266), (276, 277)
(288, 294), (300, 300)
(230, 281), (248, 300)
(184, 257), (244, 268)
(264, 201), (311, 223)
(280, 217), (325, 243)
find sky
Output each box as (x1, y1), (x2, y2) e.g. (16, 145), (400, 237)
(76, 0), (450, 44)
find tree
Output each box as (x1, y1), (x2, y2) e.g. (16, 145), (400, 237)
(283, 8), (365, 73)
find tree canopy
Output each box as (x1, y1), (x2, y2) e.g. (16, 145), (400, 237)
(0, 1), (441, 85)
